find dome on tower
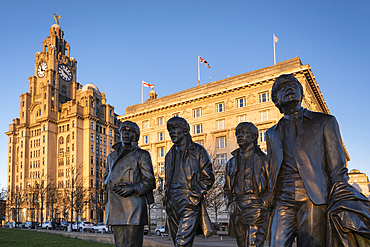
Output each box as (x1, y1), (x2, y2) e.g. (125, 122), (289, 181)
(147, 89), (157, 101)
(82, 83), (100, 94)
(51, 24), (61, 29)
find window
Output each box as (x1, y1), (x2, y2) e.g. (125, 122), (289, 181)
(217, 136), (227, 149)
(91, 168), (94, 175)
(259, 110), (269, 122)
(91, 145), (94, 153)
(72, 132), (74, 139)
(72, 143), (75, 151)
(259, 92), (270, 103)
(217, 154), (227, 167)
(143, 135), (150, 144)
(195, 140), (204, 146)
(259, 130), (267, 143)
(158, 132), (165, 141)
(104, 138), (106, 146)
(193, 124), (203, 134)
(216, 119), (225, 130)
(72, 155), (74, 163)
(91, 156), (93, 164)
(158, 117), (164, 126)
(100, 137), (102, 144)
(44, 104), (46, 110)
(104, 149), (106, 156)
(91, 122), (94, 130)
(142, 121), (149, 129)
(43, 135), (45, 143)
(159, 162), (165, 173)
(91, 133), (94, 141)
(43, 125), (46, 131)
(158, 147), (165, 157)
(236, 98), (246, 108)
(193, 108), (202, 118)
(72, 121), (75, 127)
(110, 140), (112, 147)
(216, 103), (225, 113)
(110, 130), (112, 137)
(96, 136), (99, 144)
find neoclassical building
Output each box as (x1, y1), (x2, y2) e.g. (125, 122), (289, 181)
(118, 57), (350, 223)
(6, 24), (120, 223)
(348, 169), (370, 198)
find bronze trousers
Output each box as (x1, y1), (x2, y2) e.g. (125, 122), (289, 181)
(269, 173), (327, 247)
(166, 189), (201, 247)
(230, 198), (267, 247)
(112, 225), (144, 247)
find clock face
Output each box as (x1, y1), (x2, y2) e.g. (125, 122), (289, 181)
(37, 61), (47, 78)
(58, 64), (73, 82)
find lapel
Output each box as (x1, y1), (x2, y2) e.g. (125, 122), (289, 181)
(165, 145), (175, 188)
(182, 140), (196, 176)
(230, 149), (239, 190)
(273, 118), (284, 178)
(295, 109), (312, 145)
(111, 142), (135, 170)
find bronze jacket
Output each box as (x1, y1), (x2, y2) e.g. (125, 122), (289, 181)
(224, 147), (268, 208)
(164, 140), (215, 237)
(266, 109), (348, 206)
(104, 142), (155, 225)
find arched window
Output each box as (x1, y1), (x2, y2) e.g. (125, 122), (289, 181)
(59, 137), (64, 153)
(66, 135), (70, 152)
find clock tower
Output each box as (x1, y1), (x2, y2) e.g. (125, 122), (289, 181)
(28, 23), (79, 123)
(6, 22), (120, 223)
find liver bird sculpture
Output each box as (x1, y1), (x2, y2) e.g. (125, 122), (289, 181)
(53, 13), (62, 25)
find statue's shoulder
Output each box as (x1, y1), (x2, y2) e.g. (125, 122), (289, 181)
(135, 146), (151, 157)
(306, 109), (335, 123)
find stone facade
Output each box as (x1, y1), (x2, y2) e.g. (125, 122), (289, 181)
(348, 169), (370, 198)
(5, 24), (120, 223)
(118, 57), (350, 224)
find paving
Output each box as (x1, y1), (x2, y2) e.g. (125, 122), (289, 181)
(27, 228), (297, 246)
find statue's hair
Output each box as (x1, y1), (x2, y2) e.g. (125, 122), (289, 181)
(167, 116), (192, 139)
(119, 121), (140, 142)
(235, 122), (258, 146)
(271, 74), (304, 113)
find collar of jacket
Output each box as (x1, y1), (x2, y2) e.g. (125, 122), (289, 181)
(231, 146), (255, 158)
(169, 138), (196, 154)
(111, 141), (139, 165)
(274, 108), (312, 130)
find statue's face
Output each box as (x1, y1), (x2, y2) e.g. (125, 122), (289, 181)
(276, 80), (302, 107)
(236, 128), (254, 148)
(168, 124), (186, 145)
(120, 126), (137, 144)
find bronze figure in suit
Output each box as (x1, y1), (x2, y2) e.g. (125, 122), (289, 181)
(224, 122), (268, 247)
(104, 121), (155, 247)
(266, 74), (349, 247)
(164, 116), (214, 247)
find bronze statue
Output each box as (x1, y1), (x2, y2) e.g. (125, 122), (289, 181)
(164, 116), (214, 246)
(266, 74), (370, 246)
(104, 121), (155, 247)
(224, 122), (268, 247)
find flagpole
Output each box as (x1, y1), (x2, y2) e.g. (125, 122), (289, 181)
(198, 55), (200, 86)
(142, 80), (143, 103)
(273, 34), (276, 65)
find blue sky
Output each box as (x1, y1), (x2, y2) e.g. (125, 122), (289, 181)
(1, 1), (370, 188)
